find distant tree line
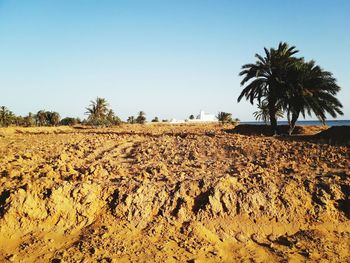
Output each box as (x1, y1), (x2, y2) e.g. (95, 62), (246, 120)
(0, 106), (66, 127)
(2, 97), (240, 128)
(0, 106), (84, 128)
(0, 97), (141, 127)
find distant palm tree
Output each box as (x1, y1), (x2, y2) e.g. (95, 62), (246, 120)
(107, 109), (114, 119)
(127, 116), (135, 124)
(216, 112), (233, 124)
(86, 97), (109, 121)
(0, 106), (8, 126)
(238, 42), (300, 134)
(24, 112), (35, 127)
(0, 106), (15, 127)
(253, 100), (283, 124)
(35, 110), (47, 126)
(14, 115), (24, 126)
(136, 111), (146, 124)
(106, 109), (122, 125)
(47, 111), (60, 126)
(151, 117), (159, 122)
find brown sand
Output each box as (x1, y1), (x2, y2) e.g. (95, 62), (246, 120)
(0, 124), (349, 262)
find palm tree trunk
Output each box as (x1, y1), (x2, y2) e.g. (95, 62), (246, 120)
(268, 100), (278, 135)
(270, 115), (277, 135)
(289, 112), (299, 135)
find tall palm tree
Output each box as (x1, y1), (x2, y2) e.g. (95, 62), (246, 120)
(86, 97), (109, 121)
(283, 60), (343, 134)
(238, 42), (300, 134)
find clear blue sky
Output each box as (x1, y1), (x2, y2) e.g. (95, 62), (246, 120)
(1, 0), (349, 121)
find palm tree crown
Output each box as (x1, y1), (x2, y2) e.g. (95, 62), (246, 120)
(282, 60), (343, 133)
(86, 97), (109, 121)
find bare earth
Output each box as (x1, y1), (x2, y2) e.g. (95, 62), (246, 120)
(0, 125), (349, 262)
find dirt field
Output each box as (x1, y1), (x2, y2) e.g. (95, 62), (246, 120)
(0, 124), (349, 262)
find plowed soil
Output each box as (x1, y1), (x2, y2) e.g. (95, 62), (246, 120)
(0, 125), (349, 262)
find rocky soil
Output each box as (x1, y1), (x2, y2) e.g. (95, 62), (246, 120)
(0, 125), (349, 262)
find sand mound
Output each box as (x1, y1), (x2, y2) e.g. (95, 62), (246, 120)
(229, 124), (327, 136)
(313, 126), (350, 146)
(0, 125), (349, 262)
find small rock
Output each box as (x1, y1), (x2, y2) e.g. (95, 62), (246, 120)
(235, 232), (248, 243)
(6, 254), (16, 262)
(267, 233), (278, 242)
(251, 233), (260, 242)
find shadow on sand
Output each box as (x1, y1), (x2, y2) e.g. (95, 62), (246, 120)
(225, 125), (350, 146)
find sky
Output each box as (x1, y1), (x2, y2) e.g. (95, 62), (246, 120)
(1, 0), (349, 121)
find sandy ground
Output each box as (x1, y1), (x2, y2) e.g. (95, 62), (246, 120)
(0, 124), (349, 262)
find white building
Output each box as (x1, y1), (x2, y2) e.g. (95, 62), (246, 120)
(168, 110), (217, 124)
(187, 110), (217, 123)
(196, 110), (216, 122)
